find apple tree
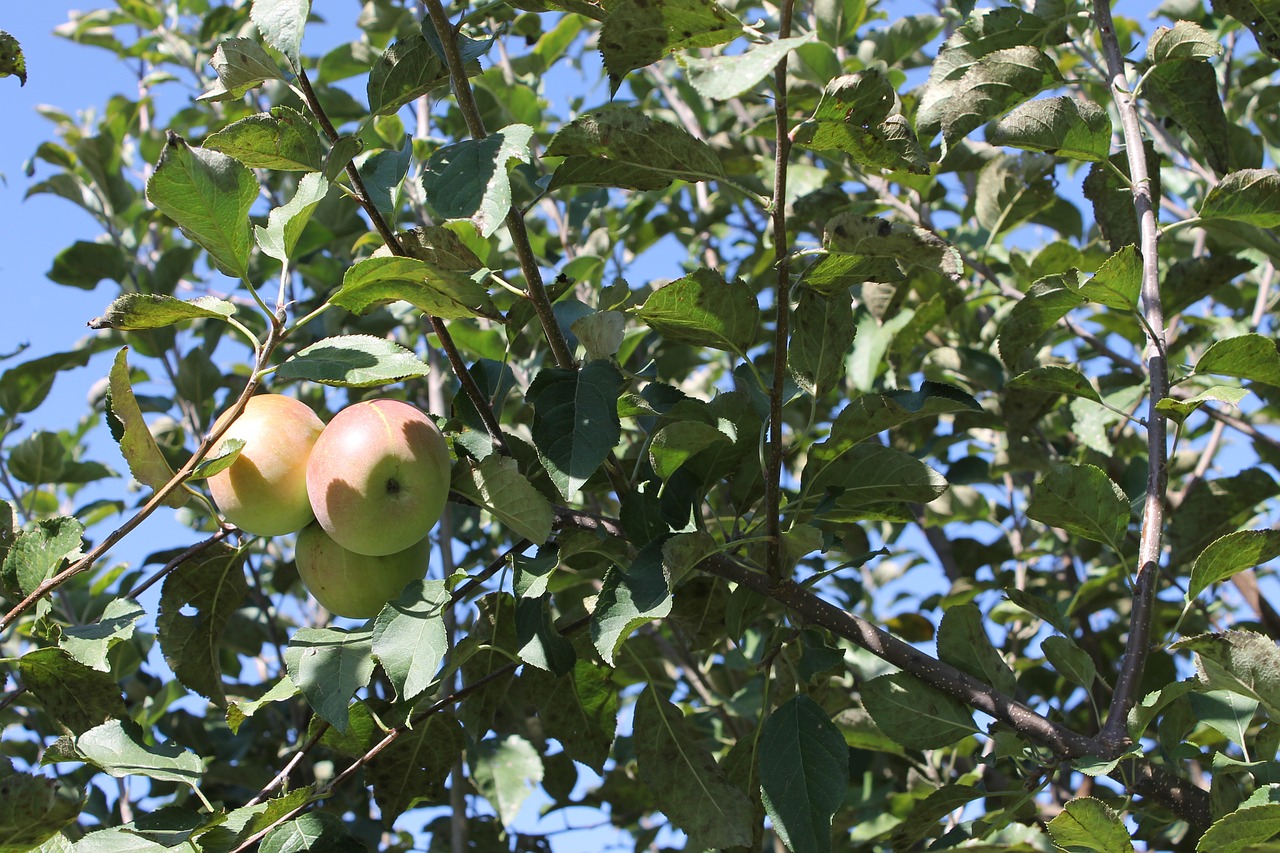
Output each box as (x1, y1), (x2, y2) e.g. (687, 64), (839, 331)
(3, 0), (1280, 849)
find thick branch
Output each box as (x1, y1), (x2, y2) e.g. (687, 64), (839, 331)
(764, 0), (796, 582)
(1092, 0), (1169, 752)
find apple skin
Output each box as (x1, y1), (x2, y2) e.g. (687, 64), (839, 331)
(294, 522), (428, 618)
(208, 394), (325, 537)
(305, 399), (450, 556)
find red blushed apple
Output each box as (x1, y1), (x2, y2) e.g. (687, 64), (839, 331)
(294, 522), (429, 618)
(208, 394), (325, 537)
(305, 399), (451, 556)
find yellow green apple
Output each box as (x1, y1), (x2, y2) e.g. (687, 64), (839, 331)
(294, 522), (429, 618)
(208, 394), (324, 536)
(305, 398), (450, 556)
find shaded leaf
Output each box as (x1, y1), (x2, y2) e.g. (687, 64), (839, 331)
(1190, 690), (1258, 747)
(367, 715), (464, 823)
(1201, 170), (1280, 227)
(1043, 636), (1097, 689)
(547, 108), (726, 190)
(861, 672), (978, 748)
(0, 757), (81, 852)
(3, 516), (84, 598)
(48, 241), (128, 289)
(106, 349), (181, 508)
(937, 603), (1016, 695)
(591, 540), (672, 666)
(156, 542), (248, 706)
(60, 598), (144, 673)
(1195, 803), (1280, 852)
(1149, 21), (1224, 62)
(825, 213), (963, 281)
(937, 45), (1064, 156)
(194, 790), (312, 853)
(1213, 0), (1280, 59)
(472, 735), (544, 827)
(1006, 366), (1102, 403)
(0, 30), (27, 85)
(275, 335), (430, 387)
(421, 125), (533, 237)
(1173, 630), (1280, 719)
(522, 663), (618, 773)
(367, 33), (448, 116)
(528, 360), (624, 501)
(453, 455), (554, 544)
(633, 687), (753, 849)
(802, 443), (949, 513)
(67, 720), (203, 788)
(1026, 463), (1129, 550)
(90, 294), (236, 330)
(759, 695), (849, 853)
(19, 649), (127, 734)
(598, 0), (742, 91)
(1157, 385), (1248, 425)
(259, 812), (365, 853)
(199, 37), (284, 102)
(792, 71), (929, 174)
(1145, 59), (1230, 174)
(332, 252), (496, 322)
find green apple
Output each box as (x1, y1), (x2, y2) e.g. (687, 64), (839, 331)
(208, 394), (324, 536)
(294, 522), (428, 618)
(305, 398), (450, 556)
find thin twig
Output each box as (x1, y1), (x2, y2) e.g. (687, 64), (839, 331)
(1090, 0), (1170, 755)
(764, 0), (796, 583)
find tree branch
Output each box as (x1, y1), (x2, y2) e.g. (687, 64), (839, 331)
(1092, 0), (1170, 753)
(764, 0), (796, 583)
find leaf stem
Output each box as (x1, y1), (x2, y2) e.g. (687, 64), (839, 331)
(1091, 0), (1170, 755)
(764, 0), (796, 584)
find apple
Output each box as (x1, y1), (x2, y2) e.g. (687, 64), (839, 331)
(294, 522), (429, 618)
(305, 398), (450, 556)
(207, 394), (325, 537)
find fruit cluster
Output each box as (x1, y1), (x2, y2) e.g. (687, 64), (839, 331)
(207, 395), (451, 618)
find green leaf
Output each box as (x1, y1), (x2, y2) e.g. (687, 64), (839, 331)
(1197, 803), (1280, 852)
(937, 603), (1016, 695)
(105, 349), (185, 508)
(649, 421), (732, 482)
(0, 757), (80, 851)
(371, 579), (449, 702)
(199, 37), (285, 102)
(189, 438), (245, 481)
(1149, 21), (1224, 62)
(936, 45), (1064, 156)
(1156, 385), (1248, 425)
(251, 0), (310, 66)
(682, 34), (814, 100)
(1173, 630), (1280, 719)
(528, 360), (624, 501)
(367, 714), (464, 822)
(758, 695), (849, 853)
(421, 124), (533, 237)
(1006, 366), (1102, 403)
(156, 542), (248, 706)
(1170, 471), (1280, 567)
(997, 271), (1088, 366)
(861, 672), (978, 749)
(0, 30), (27, 85)
(357, 137), (411, 220)
(452, 455), (554, 544)
(259, 812), (365, 853)
(515, 594), (576, 674)
(1084, 144), (1161, 252)
(1195, 333), (1280, 387)
(472, 734), (544, 828)
(284, 627), (375, 733)
(598, 0), (743, 91)
(1201, 170), (1280, 227)
(974, 152), (1058, 236)
(206, 107), (324, 172)
(1190, 690), (1258, 747)
(1188, 530), (1280, 600)
(1046, 797), (1134, 853)
(324, 135), (363, 182)
(571, 310), (627, 362)
(275, 334), (430, 387)
(636, 268), (757, 354)
(988, 96), (1112, 162)
(226, 676), (299, 735)
(332, 252), (496, 322)
(1145, 59), (1230, 174)
(547, 108), (726, 190)
(1043, 635), (1097, 689)
(3, 516), (84, 598)
(791, 71), (929, 174)
(633, 686), (754, 849)
(367, 32), (448, 116)
(790, 287), (856, 395)
(1213, 0), (1280, 58)
(1026, 463), (1129, 550)
(0, 347), (94, 416)
(48, 241), (128, 289)
(891, 784), (986, 849)
(194, 790), (312, 853)
(521, 663), (618, 773)
(146, 134), (256, 280)
(7, 432), (112, 487)
(90, 294), (236, 330)
(802, 443), (948, 513)
(67, 720), (203, 789)
(60, 599), (144, 673)
(1083, 244), (1142, 311)
(19, 648), (127, 734)
(255, 173), (328, 261)
(591, 540), (673, 666)
(824, 213), (963, 282)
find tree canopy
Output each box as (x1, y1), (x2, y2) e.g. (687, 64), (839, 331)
(3, 0), (1280, 850)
